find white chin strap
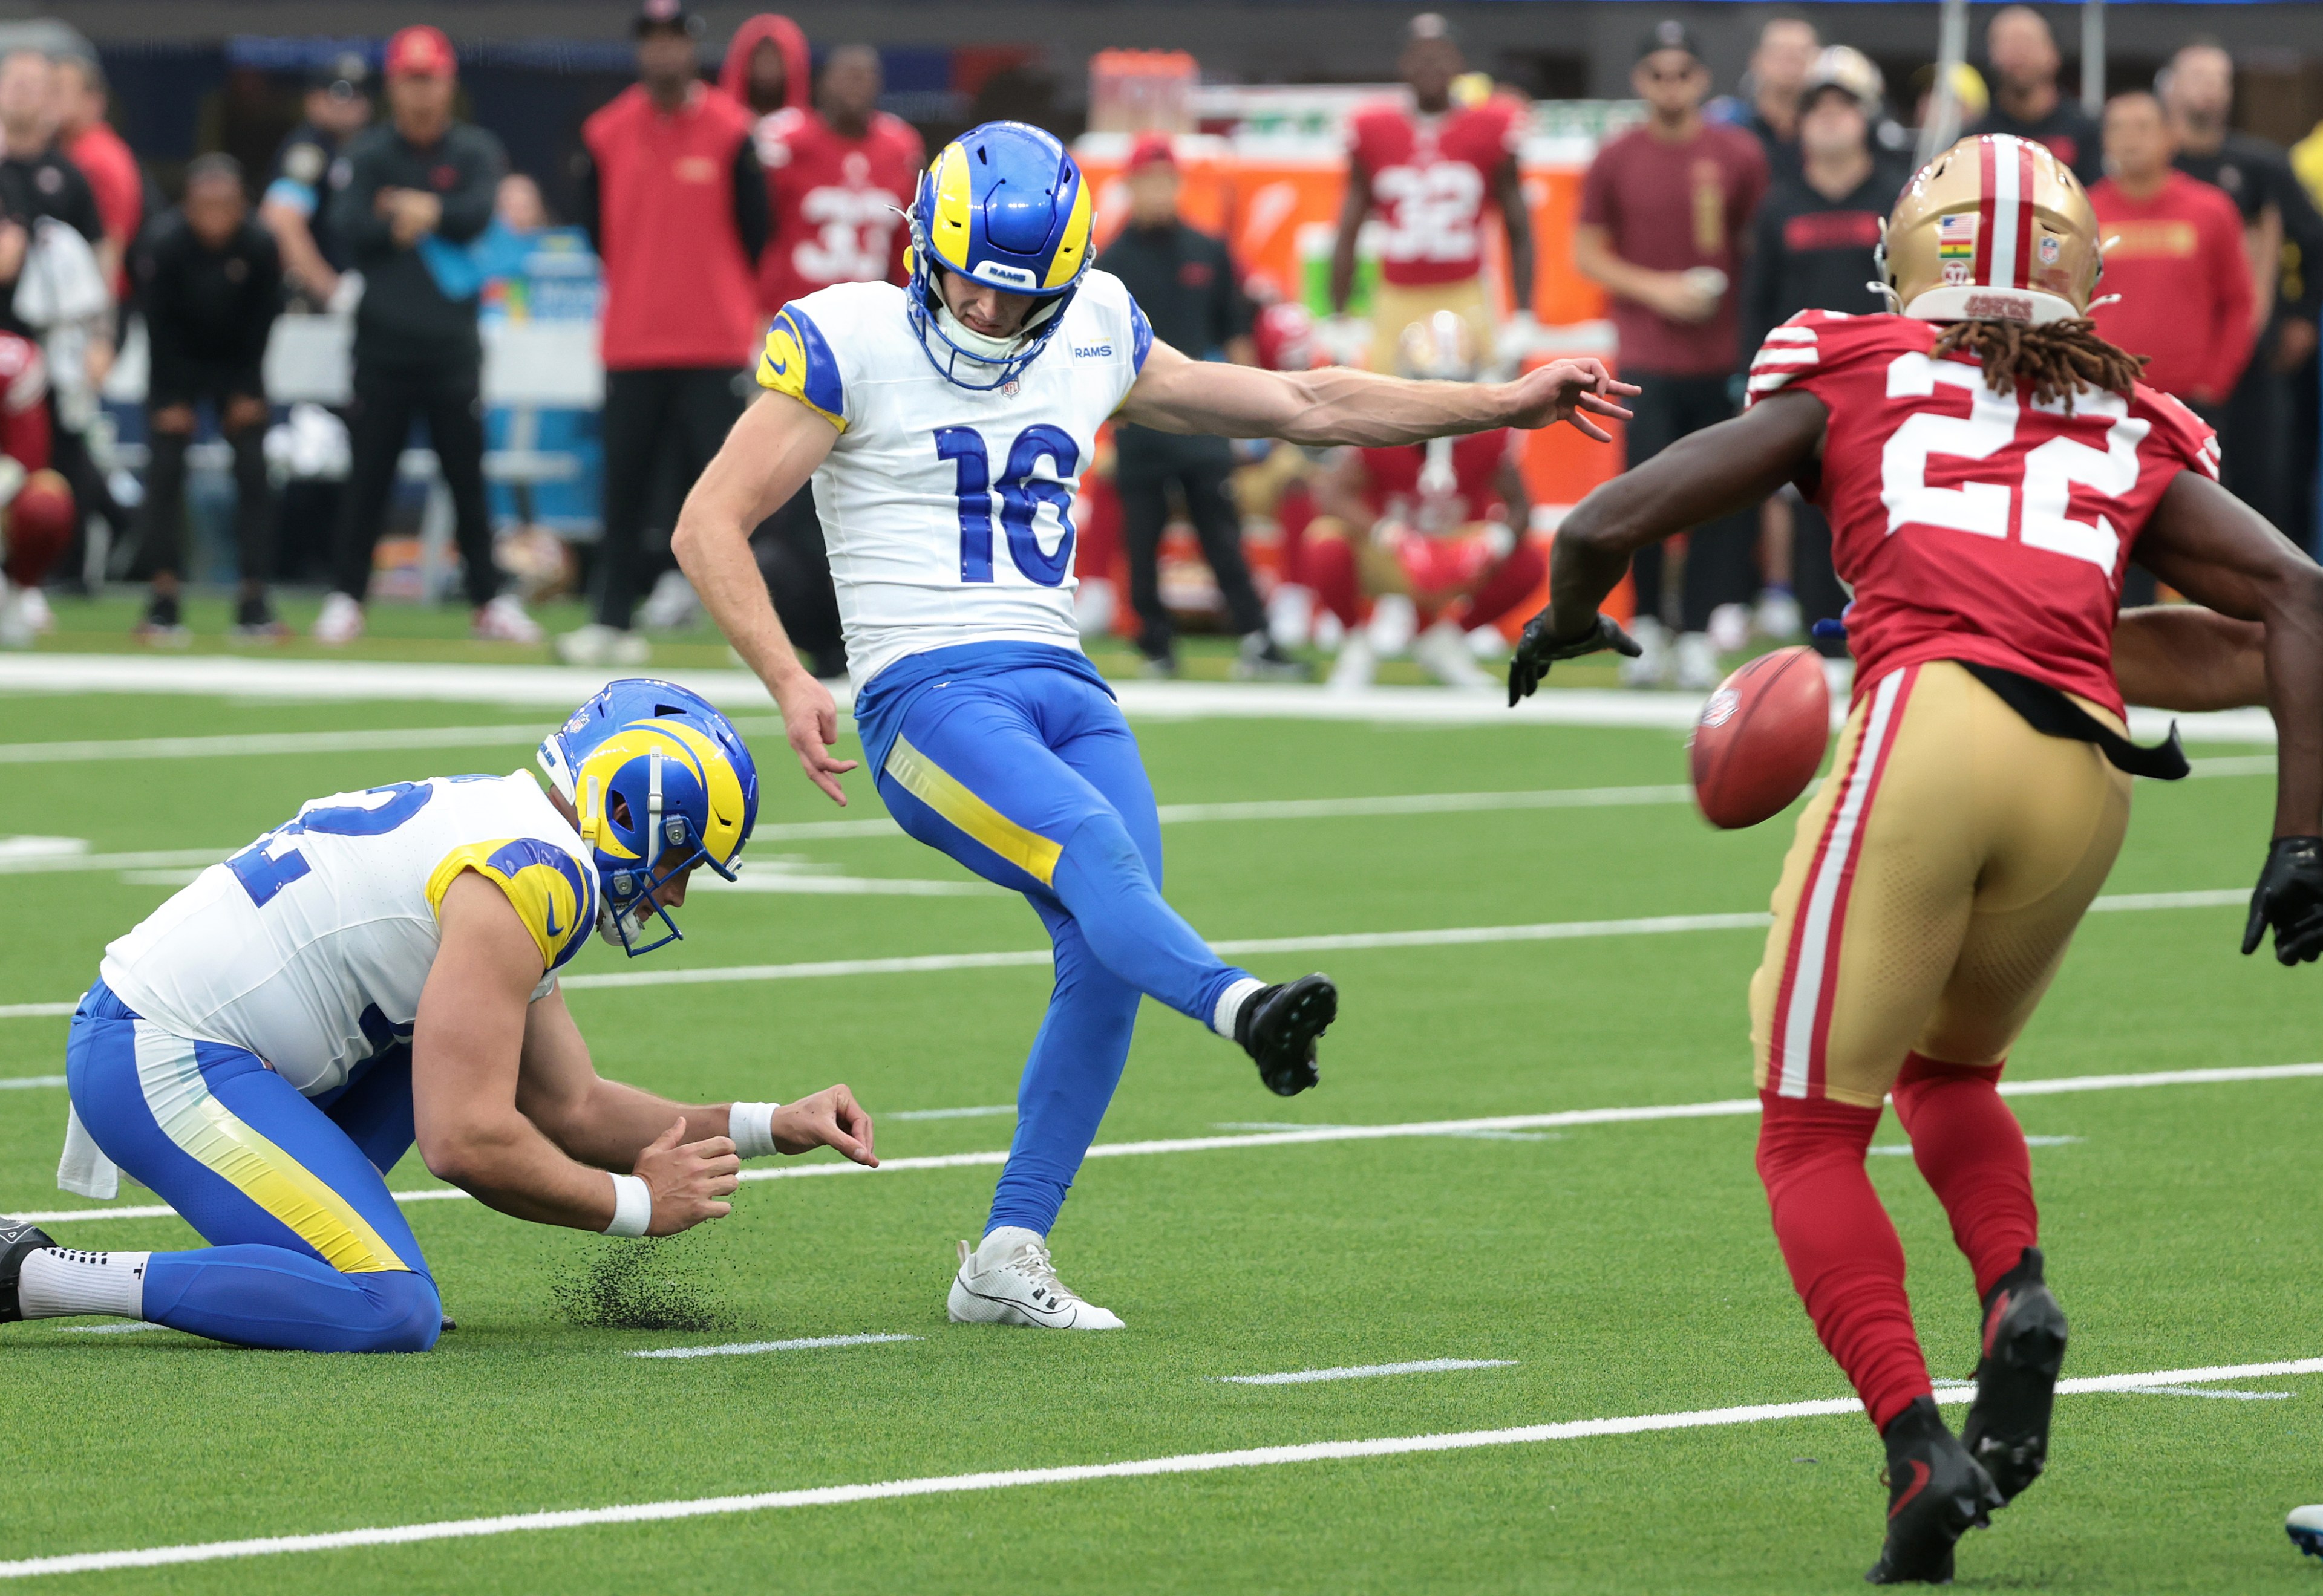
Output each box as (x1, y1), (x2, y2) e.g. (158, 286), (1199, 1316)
(1900, 285), (2086, 327)
(933, 300), (1023, 363)
(932, 294), (1066, 365)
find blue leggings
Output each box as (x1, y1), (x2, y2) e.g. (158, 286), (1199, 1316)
(64, 983), (440, 1353)
(876, 668), (1255, 1237)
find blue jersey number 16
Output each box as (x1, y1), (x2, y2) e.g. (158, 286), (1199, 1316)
(227, 781), (436, 908)
(934, 425), (1079, 587)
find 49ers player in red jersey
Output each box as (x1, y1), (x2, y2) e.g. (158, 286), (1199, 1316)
(0, 326), (67, 648)
(1305, 311), (1543, 688)
(1330, 12), (1535, 374)
(737, 41), (923, 315)
(1508, 134), (2323, 1583)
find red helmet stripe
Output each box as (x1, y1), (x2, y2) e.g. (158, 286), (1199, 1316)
(2011, 140), (2039, 290)
(1971, 138), (1998, 286)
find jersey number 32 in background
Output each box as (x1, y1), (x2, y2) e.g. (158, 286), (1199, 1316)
(935, 425), (1079, 586)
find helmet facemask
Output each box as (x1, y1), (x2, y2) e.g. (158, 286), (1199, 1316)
(902, 122), (1092, 391)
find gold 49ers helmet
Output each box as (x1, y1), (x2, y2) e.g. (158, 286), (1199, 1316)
(1878, 133), (2103, 327)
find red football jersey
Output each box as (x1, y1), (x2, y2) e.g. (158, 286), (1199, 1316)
(1347, 99), (1521, 287)
(1745, 310), (2220, 715)
(0, 331), (50, 471)
(751, 107), (925, 314)
(1359, 429), (1512, 530)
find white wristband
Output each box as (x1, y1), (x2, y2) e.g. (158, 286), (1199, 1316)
(603, 1172), (652, 1237)
(729, 1101), (781, 1161)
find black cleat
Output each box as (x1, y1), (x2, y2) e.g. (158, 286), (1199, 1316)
(1959, 1247), (2068, 1504)
(1866, 1396), (2004, 1585)
(1235, 974), (1336, 1096)
(1, 1217), (56, 1324)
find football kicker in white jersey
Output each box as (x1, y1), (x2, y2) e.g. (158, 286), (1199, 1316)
(672, 120), (1633, 1330)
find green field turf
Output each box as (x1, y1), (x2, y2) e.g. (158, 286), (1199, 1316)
(1, 678), (2319, 1593)
(19, 585), (1609, 688)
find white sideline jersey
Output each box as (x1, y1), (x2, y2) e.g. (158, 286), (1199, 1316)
(100, 772), (597, 1098)
(755, 270), (1154, 688)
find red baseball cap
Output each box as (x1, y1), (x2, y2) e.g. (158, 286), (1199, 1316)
(385, 25), (456, 80)
(1126, 133), (1177, 171)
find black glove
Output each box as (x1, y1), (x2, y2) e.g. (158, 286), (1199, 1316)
(2242, 835), (2323, 965)
(1507, 611), (1641, 706)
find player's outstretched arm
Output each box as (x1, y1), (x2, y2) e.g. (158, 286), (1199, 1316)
(2134, 470), (2323, 963)
(2111, 604), (2267, 712)
(1117, 337), (1637, 448)
(672, 391), (858, 806)
(514, 992), (880, 1173)
(1505, 391), (1827, 703)
(414, 875), (740, 1235)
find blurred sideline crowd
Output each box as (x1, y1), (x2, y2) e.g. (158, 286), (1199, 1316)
(0, 2), (2316, 700)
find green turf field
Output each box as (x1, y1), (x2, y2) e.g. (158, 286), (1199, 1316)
(21, 585), (1598, 688)
(1, 673), (2318, 1592)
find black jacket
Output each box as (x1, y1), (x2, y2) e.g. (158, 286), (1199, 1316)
(0, 144), (103, 339)
(130, 211), (283, 397)
(1740, 160), (1912, 359)
(1095, 220), (1248, 362)
(2177, 134), (2323, 324)
(328, 119), (506, 368)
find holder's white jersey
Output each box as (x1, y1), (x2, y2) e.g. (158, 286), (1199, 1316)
(755, 270), (1154, 688)
(100, 772), (597, 1097)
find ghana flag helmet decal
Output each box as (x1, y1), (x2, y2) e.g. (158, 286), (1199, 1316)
(538, 679), (759, 956)
(905, 120), (1093, 390)
(1878, 134), (2103, 328)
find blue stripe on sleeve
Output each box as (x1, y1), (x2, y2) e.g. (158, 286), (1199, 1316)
(1128, 296), (1154, 375)
(782, 306), (847, 422)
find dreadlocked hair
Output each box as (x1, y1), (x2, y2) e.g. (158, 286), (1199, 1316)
(1931, 317), (2149, 413)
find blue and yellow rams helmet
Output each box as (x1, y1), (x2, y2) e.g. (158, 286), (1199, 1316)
(538, 679), (759, 956)
(906, 120), (1092, 390)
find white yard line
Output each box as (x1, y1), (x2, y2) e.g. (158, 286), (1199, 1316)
(630, 1334), (921, 1361)
(887, 1105), (1015, 1122)
(4, 1356), (2313, 1580)
(1218, 1359), (1517, 1386)
(0, 653), (2282, 742)
(0, 722), (606, 765)
(2118, 1385), (2290, 1401)
(0, 1073), (65, 1087)
(19, 1060), (2323, 1229)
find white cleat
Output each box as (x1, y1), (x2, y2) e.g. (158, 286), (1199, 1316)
(1674, 630), (1720, 691)
(555, 622), (650, 667)
(1326, 633), (1377, 693)
(1413, 617), (1492, 689)
(1619, 616), (1670, 688)
(312, 591), (365, 644)
(947, 1227), (1123, 1330)
(472, 594), (544, 644)
(2290, 1504), (2323, 1559)
(638, 568), (701, 631)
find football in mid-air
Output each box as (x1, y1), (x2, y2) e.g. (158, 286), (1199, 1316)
(1689, 645), (1832, 830)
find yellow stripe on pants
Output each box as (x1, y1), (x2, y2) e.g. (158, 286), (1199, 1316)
(133, 1023), (410, 1274)
(884, 733), (1064, 887)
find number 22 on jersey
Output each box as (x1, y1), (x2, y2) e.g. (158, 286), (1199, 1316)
(1881, 350), (2150, 575)
(935, 425), (1079, 587)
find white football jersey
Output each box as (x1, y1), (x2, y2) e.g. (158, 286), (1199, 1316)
(100, 772), (597, 1098)
(756, 270), (1152, 687)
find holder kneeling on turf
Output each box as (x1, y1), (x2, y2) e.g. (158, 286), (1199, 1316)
(1, 680), (877, 1352)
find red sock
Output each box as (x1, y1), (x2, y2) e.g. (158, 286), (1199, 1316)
(1757, 1092), (1933, 1431)
(1461, 538), (1546, 630)
(1890, 1052), (2037, 1300)
(1305, 536), (1360, 628)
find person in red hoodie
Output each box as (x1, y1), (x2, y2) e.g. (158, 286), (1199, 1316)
(53, 56), (139, 302)
(2089, 91), (2255, 413)
(562, 0), (771, 667)
(717, 15), (911, 679)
